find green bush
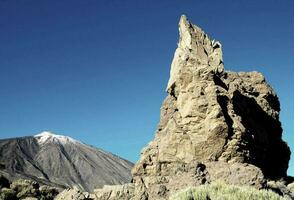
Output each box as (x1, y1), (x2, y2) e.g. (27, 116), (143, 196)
(169, 182), (285, 200)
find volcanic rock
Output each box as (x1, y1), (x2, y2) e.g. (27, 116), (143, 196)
(130, 15), (291, 199)
(55, 187), (95, 200)
(129, 15), (291, 199)
(94, 184), (134, 200)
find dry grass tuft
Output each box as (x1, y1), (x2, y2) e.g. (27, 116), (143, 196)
(169, 181), (285, 200)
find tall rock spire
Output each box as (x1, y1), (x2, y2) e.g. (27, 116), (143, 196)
(131, 15), (290, 199)
(167, 15), (224, 93)
(94, 15), (292, 200)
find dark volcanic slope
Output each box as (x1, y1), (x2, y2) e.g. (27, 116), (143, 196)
(0, 131), (133, 192)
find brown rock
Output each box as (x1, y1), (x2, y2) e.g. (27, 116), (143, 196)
(131, 15), (291, 199)
(90, 15), (291, 200)
(94, 184), (134, 200)
(55, 188), (94, 200)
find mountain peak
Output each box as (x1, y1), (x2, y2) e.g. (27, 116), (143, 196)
(35, 131), (56, 137)
(34, 131), (78, 145)
(1, 131), (133, 192)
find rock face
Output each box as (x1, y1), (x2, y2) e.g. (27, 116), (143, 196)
(130, 15), (291, 199)
(0, 131), (133, 192)
(86, 15), (291, 200)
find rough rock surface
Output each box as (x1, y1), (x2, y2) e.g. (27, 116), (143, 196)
(0, 178), (59, 200)
(94, 184), (134, 200)
(54, 187), (95, 200)
(92, 15), (292, 200)
(0, 131), (133, 192)
(130, 15), (291, 199)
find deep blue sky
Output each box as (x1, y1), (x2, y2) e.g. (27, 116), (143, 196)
(0, 0), (293, 175)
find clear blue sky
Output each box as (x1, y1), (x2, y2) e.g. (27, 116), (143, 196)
(0, 0), (293, 175)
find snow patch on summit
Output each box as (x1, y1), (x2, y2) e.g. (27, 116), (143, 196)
(34, 131), (79, 145)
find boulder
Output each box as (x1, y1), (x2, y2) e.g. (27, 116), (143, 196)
(94, 183), (134, 200)
(55, 188), (94, 200)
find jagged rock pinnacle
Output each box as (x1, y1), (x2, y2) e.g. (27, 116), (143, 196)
(167, 15), (224, 93)
(89, 15), (292, 200)
(131, 15), (291, 199)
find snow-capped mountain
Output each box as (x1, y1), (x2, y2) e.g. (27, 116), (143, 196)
(34, 131), (80, 145)
(0, 131), (133, 192)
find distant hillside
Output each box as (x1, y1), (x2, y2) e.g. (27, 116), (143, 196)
(0, 131), (133, 192)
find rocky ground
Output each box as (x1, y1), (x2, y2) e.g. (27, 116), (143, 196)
(0, 176), (59, 200)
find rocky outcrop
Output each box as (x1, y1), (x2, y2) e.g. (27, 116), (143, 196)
(54, 187), (96, 200)
(86, 15), (292, 200)
(0, 131), (133, 192)
(130, 15), (291, 199)
(0, 178), (59, 200)
(94, 184), (134, 200)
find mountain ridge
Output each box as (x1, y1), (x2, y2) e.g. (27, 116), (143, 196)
(0, 131), (133, 192)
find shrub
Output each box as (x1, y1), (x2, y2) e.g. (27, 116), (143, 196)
(169, 181), (285, 200)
